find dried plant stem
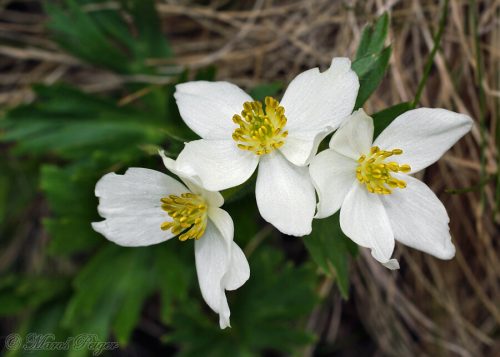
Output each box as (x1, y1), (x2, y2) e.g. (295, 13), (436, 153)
(469, 0), (488, 209)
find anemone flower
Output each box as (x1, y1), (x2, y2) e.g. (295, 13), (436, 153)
(172, 57), (359, 236)
(309, 108), (473, 269)
(92, 153), (250, 328)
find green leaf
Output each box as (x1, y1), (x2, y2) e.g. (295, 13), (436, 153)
(40, 164), (103, 255)
(45, 0), (171, 74)
(220, 172), (257, 204)
(0, 174), (8, 225)
(352, 46), (392, 108)
(194, 66), (217, 81)
(0, 275), (70, 316)
(1, 84), (168, 162)
(352, 13), (391, 108)
(170, 248), (318, 356)
(355, 13), (389, 59)
(120, 0), (172, 59)
(303, 213), (357, 299)
(4, 302), (71, 357)
(61, 245), (149, 344)
(0, 156), (39, 242)
(163, 79), (200, 144)
(62, 244), (191, 346)
(225, 197), (262, 246)
(372, 102), (412, 138)
(249, 82), (284, 102)
(154, 245), (191, 324)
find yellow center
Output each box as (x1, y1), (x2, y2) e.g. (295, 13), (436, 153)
(160, 193), (208, 241)
(232, 96), (288, 155)
(356, 146), (411, 195)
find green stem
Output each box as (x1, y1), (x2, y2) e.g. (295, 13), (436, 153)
(470, 0), (488, 209)
(446, 175), (496, 195)
(411, 0), (449, 108)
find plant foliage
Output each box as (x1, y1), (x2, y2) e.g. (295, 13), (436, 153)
(0, 1), (396, 355)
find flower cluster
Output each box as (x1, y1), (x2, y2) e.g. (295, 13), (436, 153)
(92, 57), (473, 328)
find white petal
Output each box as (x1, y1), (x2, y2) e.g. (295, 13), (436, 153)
(208, 207), (249, 291)
(175, 139), (259, 191)
(329, 109), (374, 160)
(207, 207), (234, 248)
(194, 221), (232, 329)
(174, 81), (252, 140)
(160, 149), (199, 185)
(159, 151), (225, 208)
(92, 168), (187, 247)
(309, 149), (357, 219)
(194, 186), (224, 209)
(339, 183), (398, 268)
(279, 128), (331, 167)
(379, 258), (400, 270)
(381, 174), (455, 259)
(255, 152), (315, 236)
(373, 108), (473, 173)
(281, 57), (359, 138)
(223, 242), (250, 291)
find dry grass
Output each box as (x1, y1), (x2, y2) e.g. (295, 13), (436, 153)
(0, 0), (498, 356)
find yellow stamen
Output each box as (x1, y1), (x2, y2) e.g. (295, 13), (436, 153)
(232, 96), (288, 156)
(160, 192), (208, 241)
(356, 146), (411, 195)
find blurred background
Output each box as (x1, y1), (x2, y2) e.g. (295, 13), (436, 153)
(0, 0), (498, 356)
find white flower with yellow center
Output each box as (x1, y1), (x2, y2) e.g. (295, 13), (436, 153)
(172, 58), (359, 236)
(91, 153), (250, 329)
(309, 108), (473, 269)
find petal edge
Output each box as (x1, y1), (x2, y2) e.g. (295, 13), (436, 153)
(175, 81), (253, 140)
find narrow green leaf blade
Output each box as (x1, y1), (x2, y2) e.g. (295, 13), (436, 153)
(352, 13), (391, 108)
(352, 46), (392, 109)
(355, 12), (389, 59)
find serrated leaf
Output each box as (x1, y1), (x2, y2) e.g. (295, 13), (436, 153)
(45, 0), (128, 72)
(303, 213), (357, 299)
(45, 0), (171, 74)
(44, 218), (102, 255)
(40, 164), (102, 255)
(170, 248), (317, 356)
(1, 85), (168, 161)
(62, 243), (191, 346)
(62, 245), (148, 344)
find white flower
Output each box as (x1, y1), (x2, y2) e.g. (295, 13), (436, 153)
(309, 108), (473, 269)
(91, 153), (250, 329)
(171, 57), (359, 236)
